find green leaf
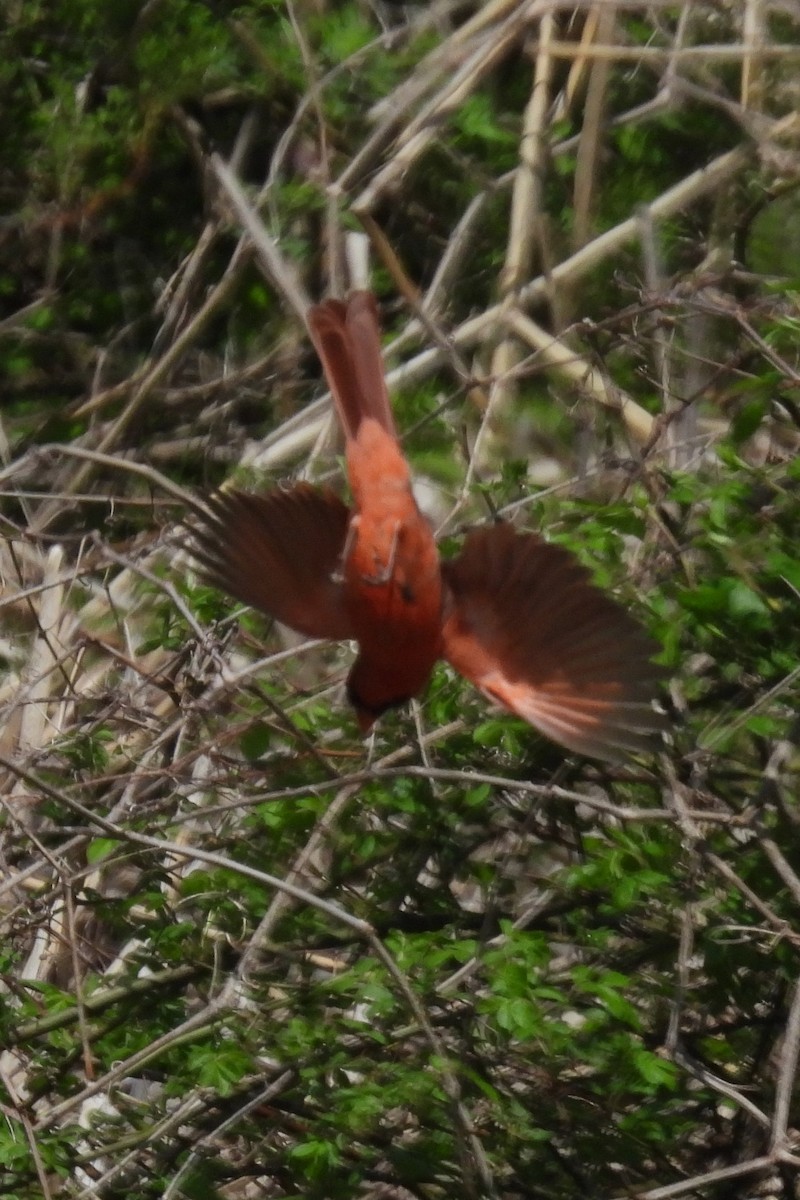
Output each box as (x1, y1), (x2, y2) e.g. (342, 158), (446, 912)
(494, 995), (542, 1039)
(464, 783), (491, 808)
(727, 580), (769, 618)
(729, 399), (767, 444)
(633, 1049), (679, 1090)
(239, 722), (272, 761)
(187, 1042), (252, 1097)
(86, 838), (120, 865)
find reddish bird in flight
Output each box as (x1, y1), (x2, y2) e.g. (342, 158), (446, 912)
(192, 292), (664, 761)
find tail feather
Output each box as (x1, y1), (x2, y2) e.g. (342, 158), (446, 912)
(346, 291), (396, 438)
(308, 291), (396, 441)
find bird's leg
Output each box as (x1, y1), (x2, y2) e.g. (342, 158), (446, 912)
(332, 516), (401, 586)
(361, 519), (401, 586)
(331, 517), (360, 584)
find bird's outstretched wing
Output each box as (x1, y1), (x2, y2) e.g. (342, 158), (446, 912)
(441, 524), (665, 761)
(191, 483), (355, 640)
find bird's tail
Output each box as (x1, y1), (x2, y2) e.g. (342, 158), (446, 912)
(308, 291), (397, 442)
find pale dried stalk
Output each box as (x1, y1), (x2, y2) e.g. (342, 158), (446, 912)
(152, 218), (221, 354)
(9, 546), (75, 834)
(741, 0), (766, 110)
(74, 280), (256, 423)
(0, 1065), (54, 1198)
(771, 972), (800, 1153)
(352, 2), (536, 213)
(14, 546), (67, 754)
(421, 186), (500, 318)
(663, 1), (692, 94)
(542, 40), (800, 62)
(266, 0), (463, 199)
(0, 542), (191, 1082)
(158, 754), (221, 904)
(211, 153), (311, 324)
(571, 3), (617, 251)
(610, 1155), (778, 1200)
(39, 257), (247, 526)
(637, 205), (684, 461)
(0, 499), (193, 831)
(366, 0), (534, 128)
(501, 12), (554, 296)
(505, 307), (656, 442)
(637, 4), (690, 466)
(477, 9), (554, 476)
(43, 127), (305, 516)
(249, 136), (755, 472)
(550, 2), (601, 121)
(410, 135), (756, 376)
(160, 1073), (295, 1200)
(0, 889), (68, 1107)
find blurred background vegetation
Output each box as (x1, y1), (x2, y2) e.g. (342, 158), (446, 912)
(2, 1), (800, 1197)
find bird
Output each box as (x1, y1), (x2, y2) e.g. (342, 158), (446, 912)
(190, 290), (665, 761)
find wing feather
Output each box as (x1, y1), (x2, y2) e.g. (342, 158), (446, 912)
(190, 484), (355, 640)
(441, 524), (666, 761)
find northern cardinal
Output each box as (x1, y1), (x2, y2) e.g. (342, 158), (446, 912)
(192, 292), (664, 761)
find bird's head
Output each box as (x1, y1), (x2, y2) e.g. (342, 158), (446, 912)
(346, 674), (412, 736)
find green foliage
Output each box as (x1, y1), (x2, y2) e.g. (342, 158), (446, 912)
(455, 93), (518, 163)
(2, 2), (800, 1197)
(313, 5), (374, 63)
(61, 727), (113, 772)
(185, 1038), (254, 1097)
